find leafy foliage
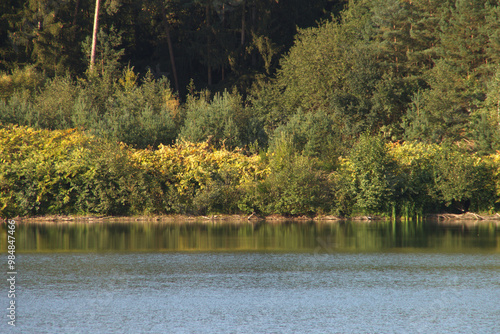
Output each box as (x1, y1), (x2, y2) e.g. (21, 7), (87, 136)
(1, 126), (500, 218)
(0, 126), (156, 217)
(334, 134), (395, 216)
(4, 1), (500, 217)
(249, 133), (332, 215)
(270, 109), (341, 163)
(179, 89), (263, 149)
(1, 68), (179, 148)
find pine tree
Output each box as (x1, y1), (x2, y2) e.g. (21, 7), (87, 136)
(7, 0), (85, 76)
(369, 0), (413, 75)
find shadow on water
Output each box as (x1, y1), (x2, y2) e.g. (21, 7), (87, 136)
(1, 220), (499, 253)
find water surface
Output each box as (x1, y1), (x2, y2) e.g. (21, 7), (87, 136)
(1, 220), (499, 333)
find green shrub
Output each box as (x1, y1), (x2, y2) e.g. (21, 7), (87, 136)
(0, 90), (36, 126)
(432, 145), (494, 212)
(468, 108), (500, 155)
(1, 68), (179, 149)
(32, 75), (78, 129)
(388, 141), (440, 217)
(180, 89), (264, 149)
(192, 168), (243, 215)
(270, 109), (342, 165)
(390, 142), (496, 215)
(73, 69), (179, 148)
(0, 66), (46, 100)
(342, 134), (395, 214)
(252, 134), (332, 215)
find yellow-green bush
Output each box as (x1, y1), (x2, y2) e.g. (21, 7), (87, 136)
(333, 139), (499, 217)
(388, 141), (441, 216)
(0, 126), (268, 217)
(250, 134), (333, 215)
(0, 67), (45, 100)
(131, 141), (268, 214)
(389, 141), (496, 215)
(1, 126), (499, 218)
(0, 126), (158, 217)
(333, 134), (395, 216)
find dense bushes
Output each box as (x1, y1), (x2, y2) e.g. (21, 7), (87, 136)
(249, 134), (332, 215)
(269, 109), (341, 164)
(0, 126), (270, 217)
(131, 140), (268, 215)
(335, 134), (395, 216)
(180, 89), (266, 149)
(2, 126), (499, 218)
(0, 68), (179, 148)
(4, 1), (500, 219)
(334, 138), (498, 218)
(0, 126), (159, 217)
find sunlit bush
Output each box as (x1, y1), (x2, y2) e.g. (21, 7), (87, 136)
(0, 66), (46, 100)
(131, 140), (268, 214)
(1, 126), (499, 218)
(389, 141), (496, 214)
(0, 126), (159, 217)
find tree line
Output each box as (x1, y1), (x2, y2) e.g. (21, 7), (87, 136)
(1, 0), (342, 91)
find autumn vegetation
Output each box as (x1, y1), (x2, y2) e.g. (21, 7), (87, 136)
(2, 0), (500, 218)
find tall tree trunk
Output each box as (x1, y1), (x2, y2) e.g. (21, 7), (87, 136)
(37, 0), (42, 30)
(241, 0), (246, 47)
(251, 2), (256, 67)
(73, 0), (80, 26)
(90, 0), (101, 72)
(206, 2), (212, 85)
(161, 5), (179, 93)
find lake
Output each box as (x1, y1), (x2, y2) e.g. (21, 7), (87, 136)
(1, 219), (499, 333)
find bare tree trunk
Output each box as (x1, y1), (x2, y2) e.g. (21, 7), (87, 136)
(90, 0), (101, 72)
(37, 1), (42, 30)
(161, 5), (179, 93)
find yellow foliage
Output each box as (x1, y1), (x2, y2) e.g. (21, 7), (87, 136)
(131, 140), (268, 197)
(164, 89), (180, 116)
(118, 67), (138, 91)
(0, 126), (94, 165)
(388, 141), (441, 166)
(0, 67), (44, 100)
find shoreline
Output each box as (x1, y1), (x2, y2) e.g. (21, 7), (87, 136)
(3, 212), (500, 224)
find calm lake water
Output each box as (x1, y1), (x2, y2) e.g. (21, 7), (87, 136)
(1, 220), (499, 333)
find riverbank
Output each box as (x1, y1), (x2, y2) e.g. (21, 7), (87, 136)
(4, 212), (500, 225)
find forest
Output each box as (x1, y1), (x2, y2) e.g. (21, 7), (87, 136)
(2, 0), (500, 218)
